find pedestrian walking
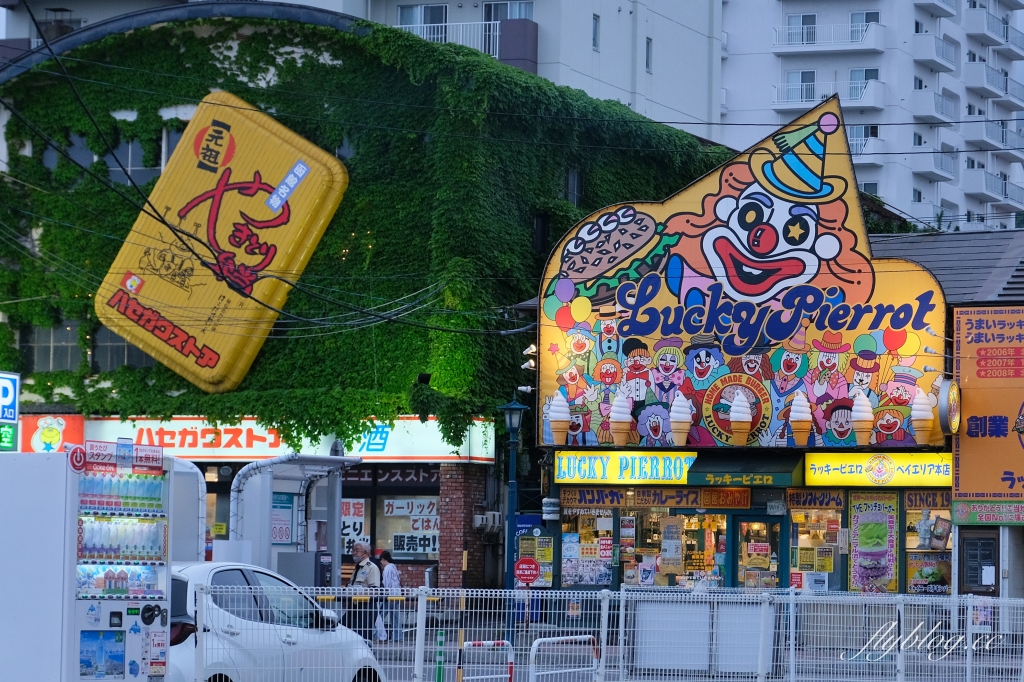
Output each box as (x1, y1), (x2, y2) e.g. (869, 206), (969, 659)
(380, 551), (403, 642)
(346, 541), (380, 641)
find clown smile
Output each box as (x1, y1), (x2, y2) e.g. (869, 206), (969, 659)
(572, 340), (588, 353)
(649, 422), (662, 437)
(782, 358), (798, 374)
(660, 362), (675, 373)
(695, 364), (711, 379)
(879, 418), (900, 433)
(834, 425), (851, 439)
(711, 237), (808, 298)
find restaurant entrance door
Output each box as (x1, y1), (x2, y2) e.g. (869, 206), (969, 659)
(735, 516), (785, 589)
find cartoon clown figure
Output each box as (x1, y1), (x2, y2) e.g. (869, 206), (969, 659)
(680, 333), (729, 406)
(596, 306), (624, 361)
(565, 321), (599, 377)
(637, 404), (672, 447)
(663, 110), (873, 308)
(804, 331), (852, 431)
(848, 350), (881, 408)
(620, 338), (654, 406)
(763, 320), (810, 446)
(651, 338), (686, 405)
(872, 406), (916, 446)
(566, 405), (599, 446)
(556, 361), (597, 406)
(727, 343), (773, 385)
(594, 352), (622, 444)
(879, 366), (922, 410)
(821, 399), (857, 447)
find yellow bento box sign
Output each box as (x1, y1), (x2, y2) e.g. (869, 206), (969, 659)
(805, 452), (952, 487)
(95, 92), (348, 392)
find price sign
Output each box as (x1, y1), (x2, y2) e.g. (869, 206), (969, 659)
(514, 557), (541, 585)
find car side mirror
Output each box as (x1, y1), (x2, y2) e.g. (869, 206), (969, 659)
(315, 608), (339, 630)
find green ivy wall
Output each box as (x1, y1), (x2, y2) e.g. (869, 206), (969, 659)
(0, 18), (729, 449)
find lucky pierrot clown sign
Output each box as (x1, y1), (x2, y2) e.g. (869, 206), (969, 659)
(538, 99), (946, 450)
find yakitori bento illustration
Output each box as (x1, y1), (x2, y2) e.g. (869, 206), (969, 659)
(538, 98), (948, 449)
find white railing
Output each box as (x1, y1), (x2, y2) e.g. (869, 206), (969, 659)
(984, 171), (1005, 195)
(935, 36), (956, 63)
(773, 22), (872, 46)
(983, 63), (1007, 92)
(934, 91), (956, 118)
(937, 150), (956, 174)
(395, 21), (501, 58)
(1008, 23), (1024, 51)
(1008, 180), (1024, 205)
(1006, 76), (1024, 103)
(1006, 127), (1024, 151)
(986, 10), (1007, 39)
(774, 80), (874, 103)
(849, 137), (868, 155)
(191, 585), (1024, 682)
(986, 119), (1006, 145)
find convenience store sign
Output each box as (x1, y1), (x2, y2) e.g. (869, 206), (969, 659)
(555, 450), (695, 484)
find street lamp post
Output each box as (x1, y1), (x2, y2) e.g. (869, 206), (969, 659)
(498, 397), (528, 591)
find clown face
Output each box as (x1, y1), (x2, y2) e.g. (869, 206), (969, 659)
(645, 413), (665, 440)
(599, 362), (619, 386)
(851, 371), (874, 391)
(886, 383), (913, 407)
(827, 409), (853, 441)
(741, 354), (763, 376)
(570, 332), (594, 356)
(626, 353), (652, 373)
(780, 350), (803, 376)
(599, 319), (618, 338)
(564, 366), (582, 384)
(568, 413), (585, 435)
(876, 412), (903, 435)
(709, 183), (842, 303)
(690, 349), (720, 381)
(817, 351), (840, 374)
(658, 352), (680, 376)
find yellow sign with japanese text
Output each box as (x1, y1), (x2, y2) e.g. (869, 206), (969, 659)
(95, 92), (348, 392)
(555, 450), (695, 484)
(805, 452), (952, 487)
(538, 99), (945, 449)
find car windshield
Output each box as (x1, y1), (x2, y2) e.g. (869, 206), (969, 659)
(171, 577), (189, 617)
(252, 572), (320, 628)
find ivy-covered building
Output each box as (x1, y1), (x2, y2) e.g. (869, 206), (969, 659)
(0, 3), (726, 586)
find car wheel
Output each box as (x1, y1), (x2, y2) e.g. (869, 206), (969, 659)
(354, 668), (380, 682)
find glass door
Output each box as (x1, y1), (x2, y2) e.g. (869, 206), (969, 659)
(735, 516), (784, 589)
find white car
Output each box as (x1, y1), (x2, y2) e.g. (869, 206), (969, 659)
(169, 562), (386, 682)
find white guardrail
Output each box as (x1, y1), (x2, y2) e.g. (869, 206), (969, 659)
(189, 585), (1024, 682)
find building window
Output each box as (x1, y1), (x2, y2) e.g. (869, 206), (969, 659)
(105, 139), (161, 186)
(92, 326), (156, 373)
(399, 4), (448, 26)
(913, 76), (925, 90)
(22, 322), (81, 373)
(162, 128), (184, 170)
(851, 11), (880, 25)
(646, 37), (653, 73)
(848, 125), (878, 155)
(567, 168), (583, 207)
(914, 21), (924, 34)
(786, 14), (816, 44)
(593, 14), (600, 50)
(967, 50), (981, 63)
(483, 1), (533, 20)
(785, 70), (816, 102)
(35, 9), (82, 41)
(858, 182), (879, 195)
(913, 132), (925, 146)
(913, 188), (924, 203)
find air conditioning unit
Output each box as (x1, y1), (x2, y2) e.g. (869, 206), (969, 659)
(472, 514), (486, 530)
(485, 511), (502, 533)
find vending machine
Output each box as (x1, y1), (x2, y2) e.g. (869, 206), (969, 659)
(0, 439), (173, 681)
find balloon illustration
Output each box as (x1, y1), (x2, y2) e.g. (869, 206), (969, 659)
(882, 328), (907, 354)
(898, 332), (921, 358)
(570, 296), (592, 322)
(555, 306), (575, 333)
(542, 295), (562, 321)
(554, 277), (576, 303)
(853, 333), (877, 355)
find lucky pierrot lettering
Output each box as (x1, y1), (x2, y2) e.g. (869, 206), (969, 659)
(617, 276), (936, 357)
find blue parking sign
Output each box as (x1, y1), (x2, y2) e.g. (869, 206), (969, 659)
(0, 372), (18, 425)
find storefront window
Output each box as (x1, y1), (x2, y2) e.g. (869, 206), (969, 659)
(620, 511), (726, 587)
(905, 490), (952, 595)
(738, 520), (780, 589)
(562, 508), (613, 587)
(375, 495), (439, 560)
(789, 507), (841, 590)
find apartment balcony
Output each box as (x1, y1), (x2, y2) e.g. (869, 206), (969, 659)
(962, 116), (1006, 150)
(913, 0), (956, 18)
(772, 79), (884, 111)
(963, 62), (1006, 99)
(962, 169), (1006, 202)
(771, 23), (885, 54)
(997, 76), (1024, 111)
(911, 34), (956, 72)
(395, 21), (501, 57)
(996, 127), (1024, 164)
(910, 147), (956, 182)
(850, 137), (885, 166)
(910, 89), (956, 125)
(909, 201), (943, 229)
(995, 180), (1024, 211)
(995, 23), (1024, 60)
(963, 9), (1006, 47)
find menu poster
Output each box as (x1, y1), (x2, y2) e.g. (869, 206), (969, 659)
(620, 517), (636, 538)
(815, 547), (834, 573)
(850, 491), (898, 593)
(620, 538), (635, 561)
(659, 517), (684, 572)
(907, 551), (952, 595)
(798, 547), (816, 571)
(931, 517), (952, 550)
(639, 562), (656, 585)
(744, 570), (760, 588)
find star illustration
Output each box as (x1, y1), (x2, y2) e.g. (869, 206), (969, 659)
(548, 343), (560, 355)
(786, 221), (805, 241)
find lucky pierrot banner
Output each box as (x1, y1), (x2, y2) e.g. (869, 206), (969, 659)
(537, 99), (946, 449)
(95, 92), (348, 392)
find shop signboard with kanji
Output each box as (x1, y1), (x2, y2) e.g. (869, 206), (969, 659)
(953, 306), (1024, 516)
(341, 499), (370, 553)
(537, 99), (946, 449)
(94, 91), (348, 393)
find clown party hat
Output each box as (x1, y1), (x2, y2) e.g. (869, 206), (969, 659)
(750, 110), (848, 204)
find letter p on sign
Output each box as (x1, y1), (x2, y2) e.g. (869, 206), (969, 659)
(0, 372), (20, 424)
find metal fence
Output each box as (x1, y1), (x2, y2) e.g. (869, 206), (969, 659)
(190, 585), (1024, 682)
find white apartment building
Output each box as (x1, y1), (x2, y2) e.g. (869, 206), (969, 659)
(0, 1), (723, 139)
(721, 0), (1024, 231)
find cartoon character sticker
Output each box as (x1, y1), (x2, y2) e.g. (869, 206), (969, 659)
(538, 98), (944, 448)
(30, 416), (66, 452)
